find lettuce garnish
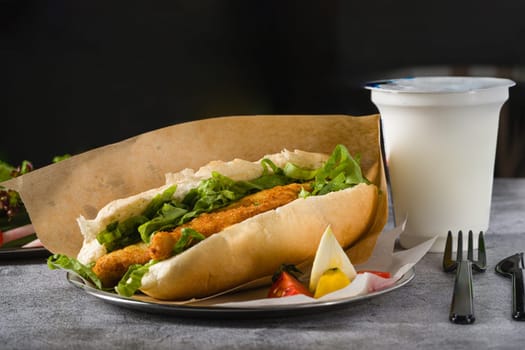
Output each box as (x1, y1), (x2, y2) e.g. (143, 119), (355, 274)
(138, 205), (188, 243)
(47, 254), (104, 290)
(115, 260), (158, 297)
(310, 144), (370, 196)
(173, 228), (206, 255)
(96, 185), (181, 250)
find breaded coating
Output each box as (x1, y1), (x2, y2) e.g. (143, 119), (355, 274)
(149, 183), (307, 260)
(92, 242), (151, 287)
(92, 182), (308, 287)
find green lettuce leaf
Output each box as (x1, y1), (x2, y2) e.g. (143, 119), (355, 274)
(115, 260), (157, 297)
(309, 144), (369, 196)
(173, 228), (206, 255)
(138, 204), (188, 243)
(47, 254), (104, 290)
(142, 185), (179, 218)
(97, 185), (179, 251)
(96, 216), (149, 252)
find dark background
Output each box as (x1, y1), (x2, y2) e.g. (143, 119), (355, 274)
(2, 1), (525, 175)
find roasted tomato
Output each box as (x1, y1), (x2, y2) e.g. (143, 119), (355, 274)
(267, 264), (313, 298)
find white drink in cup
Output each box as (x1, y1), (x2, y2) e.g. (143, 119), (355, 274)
(366, 76), (515, 252)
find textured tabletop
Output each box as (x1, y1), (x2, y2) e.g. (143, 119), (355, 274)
(1, 178), (525, 350)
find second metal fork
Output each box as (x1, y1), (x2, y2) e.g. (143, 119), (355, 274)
(442, 230), (487, 324)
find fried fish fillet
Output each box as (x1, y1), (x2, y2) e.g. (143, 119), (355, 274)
(92, 182), (307, 287)
(149, 183), (307, 260)
(92, 242), (151, 287)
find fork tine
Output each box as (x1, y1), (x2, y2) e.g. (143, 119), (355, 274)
(456, 230), (463, 261)
(443, 231), (456, 271)
(474, 231), (487, 272)
(467, 230), (474, 261)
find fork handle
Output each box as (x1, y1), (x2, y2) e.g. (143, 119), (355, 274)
(511, 269), (525, 321)
(449, 260), (475, 324)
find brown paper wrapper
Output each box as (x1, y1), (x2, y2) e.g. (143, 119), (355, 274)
(1, 114), (387, 267)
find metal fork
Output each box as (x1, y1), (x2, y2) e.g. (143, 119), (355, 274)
(442, 230), (487, 324)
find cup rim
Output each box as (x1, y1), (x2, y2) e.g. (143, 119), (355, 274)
(365, 76), (516, 94)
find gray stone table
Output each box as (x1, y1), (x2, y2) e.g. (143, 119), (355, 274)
(2, 178), (525, 350)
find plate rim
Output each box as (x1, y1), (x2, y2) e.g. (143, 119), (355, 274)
(0, 246), (50, 260)
(66, 267), (415, 318)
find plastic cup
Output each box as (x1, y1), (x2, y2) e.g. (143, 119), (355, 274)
(366, 76), (515, 252)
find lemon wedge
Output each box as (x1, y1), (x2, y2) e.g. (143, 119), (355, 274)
(309, 225), (356, 297)
(314, 267), (351, 298)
